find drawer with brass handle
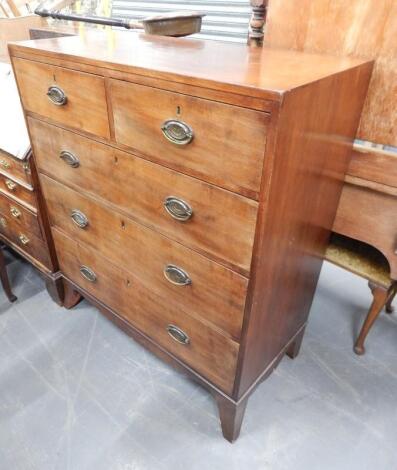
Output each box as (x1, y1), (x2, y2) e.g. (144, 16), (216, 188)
(0, 152), (33, 187)
(110, 79), (269, 199)
(0, 193), (43, 240)
(0, 173), (37, 210)
(41, 175), (248, 339)
(52, 227), (239, 394)
(13, 58), (110, 139)
(0, 213), (51, 268)
(31, 119), (258, 275)
(18, 233), (30, 245)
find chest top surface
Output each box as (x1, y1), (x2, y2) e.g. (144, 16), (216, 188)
(9, 31), (370, 100)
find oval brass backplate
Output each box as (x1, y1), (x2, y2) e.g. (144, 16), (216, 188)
(47, 85), (67, 106)
(60, 150), (80, 168)
(71, 209), (89, 229)
(163, 196), (193, 222)
(164, 264), (191, 286)
(161, 119), (194, 145)
(167, 324), (190, 345)
(80, 265), (96, 282)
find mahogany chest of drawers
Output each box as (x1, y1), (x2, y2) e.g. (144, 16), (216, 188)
(9, 32), (373, 441)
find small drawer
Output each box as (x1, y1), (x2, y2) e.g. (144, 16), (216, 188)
(0, 193), (42, 240)
(0, 173), (36, 210)
(53, 228), (239, 394)
(0, 150), (32, 186)
(30, 118), (258, 275)
(0, 212), (51, 268)
(13, 58), (110, 139)
(110, 80), (269, 199)
(41, 175), (249, 340)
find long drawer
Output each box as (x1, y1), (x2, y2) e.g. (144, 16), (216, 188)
(0, 193), (42, 240)
(30, 118), (258, 275)
(110, 79), (269, 199)
(13, 58), (110, 139)
(53, 228), (239, 394)
(41, 175), (248, 339)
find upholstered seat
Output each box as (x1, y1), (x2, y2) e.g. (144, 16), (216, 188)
(325, 233), (396, 354)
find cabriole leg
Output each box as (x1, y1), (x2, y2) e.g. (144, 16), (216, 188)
(354, 282), (390, 355)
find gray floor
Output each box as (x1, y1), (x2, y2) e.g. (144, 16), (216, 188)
(0, 251), (396, 470)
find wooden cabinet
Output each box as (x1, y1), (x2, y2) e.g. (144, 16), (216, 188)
(9, 32), (373, 441)
(0, 63), (58, 297)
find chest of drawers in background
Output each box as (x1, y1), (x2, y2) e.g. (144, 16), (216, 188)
(9, 32), (373, 442)
(0, 63), (59, 302)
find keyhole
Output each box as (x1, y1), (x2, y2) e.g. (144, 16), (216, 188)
(114, 156), (118, 164)
(53, 74), (56, 82)
(121, 220), (125, 229)
(126, 279), (131, 287)
(176, 106), (181, 116)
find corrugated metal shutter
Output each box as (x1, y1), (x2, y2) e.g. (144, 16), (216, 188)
(111, 0), (251, 43)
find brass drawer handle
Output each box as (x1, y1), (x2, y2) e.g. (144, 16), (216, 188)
(80, 265), (96, 282)
(167, 324), (190, 345)
(0, 159), (11, 170)
(10, 206), (21, 218)
(164, 264), (191, 286)
(18, 234), (30, 245)
(60, 150), (80, 168)
(161, 119), (194, 145)
(5, 179), (17, 191)
(164, 196), (193, 222)
(47, 85), (67, 106)
(0, 217), (7, 228)
(71, 209), (89, 229)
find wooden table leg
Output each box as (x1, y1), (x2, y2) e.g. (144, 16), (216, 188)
(354, 281), (392, 355)
(215, 394), (249, 443)
(0, 249), (17, 302)
(385, 282), (397, 314)
(63, 278), (83, 309)
(286, 326), (306, 359)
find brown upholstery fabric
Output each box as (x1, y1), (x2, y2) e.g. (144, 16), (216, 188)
(325, 234), (392, 288)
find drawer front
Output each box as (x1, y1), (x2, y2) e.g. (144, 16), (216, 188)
(110, 79), (269, 199)
(333, 183), (397, 279)
(0, 211), (50, 267)
(53, 228), (239, 394)
(41, 175), (248, 339)
(0, 173), (36, 210)
(13, 58), (110, 139)
(0, 193), (42, 240)
(0, 151), (32, 186)
(30, 119), (258, 275)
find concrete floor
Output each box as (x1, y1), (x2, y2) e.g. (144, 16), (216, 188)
(0, 251), (396, 470)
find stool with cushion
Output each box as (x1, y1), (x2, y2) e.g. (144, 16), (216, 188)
(325, 233), (396, 355)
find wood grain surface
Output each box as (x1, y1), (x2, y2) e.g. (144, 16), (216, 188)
(53, 227), (239, 394)
(265, 0), (396, 146)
